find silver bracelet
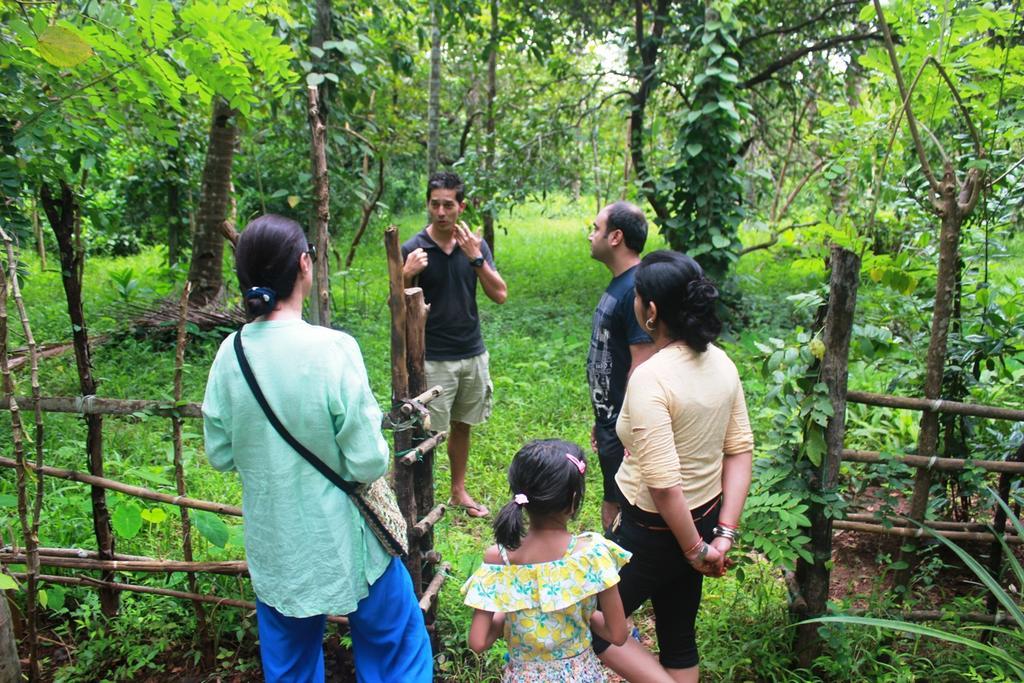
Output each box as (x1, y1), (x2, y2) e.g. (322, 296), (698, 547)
(713, 525), (739, 541)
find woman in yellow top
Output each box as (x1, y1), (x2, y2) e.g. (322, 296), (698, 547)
(592, 250), (754, 683)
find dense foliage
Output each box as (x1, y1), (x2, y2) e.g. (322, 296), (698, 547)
(1, 0), (1023, 680)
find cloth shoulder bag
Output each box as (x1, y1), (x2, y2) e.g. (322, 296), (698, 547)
(233, 331), (408, 557)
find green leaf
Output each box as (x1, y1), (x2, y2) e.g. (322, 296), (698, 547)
(803, 425), (826, 467)
(140, 507), (168, 524)
(0, 494), (17, 507)
(113, 502), (143, 539)
(306, 72), (325, 86)
(711, 233), (731, 248)
(686, 143), (703, 157)
(45, 585), (65, 611)
(36, 25), (94, 68)
(38, 588), (47, 608)
(350, 61), (367, 75)
(194, 510), (229, 548)
(0, 574), (17, 590)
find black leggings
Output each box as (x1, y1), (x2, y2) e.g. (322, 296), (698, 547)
(592, 496), (720, 669)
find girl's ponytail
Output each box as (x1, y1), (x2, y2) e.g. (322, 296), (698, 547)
(492, 498), (527, 550)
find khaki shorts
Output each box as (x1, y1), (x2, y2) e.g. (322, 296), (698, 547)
(424, 351), (492, 434)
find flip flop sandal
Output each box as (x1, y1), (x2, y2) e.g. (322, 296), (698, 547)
(447, 498), (490, 518)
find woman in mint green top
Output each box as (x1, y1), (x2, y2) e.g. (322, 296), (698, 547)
(202, 214), (432, 683)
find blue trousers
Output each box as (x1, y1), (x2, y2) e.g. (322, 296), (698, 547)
(257, 557), (433, 683)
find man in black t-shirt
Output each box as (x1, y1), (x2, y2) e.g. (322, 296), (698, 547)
(401, 172), (508, 518)
(587, 201), (654, 531)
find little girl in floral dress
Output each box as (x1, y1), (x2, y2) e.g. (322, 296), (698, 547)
(462, 439), (630, 682)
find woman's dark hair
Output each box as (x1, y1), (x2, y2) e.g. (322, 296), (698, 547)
(493, 439), (587, 550)
(635, 250), (722, 353)
(235, 214), (309, 319)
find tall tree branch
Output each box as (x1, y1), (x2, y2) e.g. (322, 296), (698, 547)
(740, 31), (882, 90)
(872, 0), (941, 194)
(740, 0), (861, 48)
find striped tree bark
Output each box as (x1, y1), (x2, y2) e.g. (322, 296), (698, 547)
(187, 98), (237, 306)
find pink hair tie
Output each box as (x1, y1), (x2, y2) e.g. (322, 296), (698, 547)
(514, 493), (529, 505)
(566, 453), (586, 474)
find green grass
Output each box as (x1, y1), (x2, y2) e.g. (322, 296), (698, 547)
(3, 198), (1024, 681)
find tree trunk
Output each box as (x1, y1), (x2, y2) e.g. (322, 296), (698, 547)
(629, 0), (671, 222)
(307, 86), (331, 326)
(39, 181), (119, 617)
(310, 0), (333, 125)
(0, 592), (18, 683)
(427, 0), (442, 176)
(793, 247), (860, 668)
(895, 173), (965, 589)
(187, 98), (237, 307)
(482, 0), (498, 255)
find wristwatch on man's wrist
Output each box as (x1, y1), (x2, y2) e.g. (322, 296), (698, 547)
(469, 256), (485, 268)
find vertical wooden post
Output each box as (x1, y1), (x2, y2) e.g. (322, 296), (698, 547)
(405, 288), (436, 628)
(385, 228), (420, 588)
(307, 86), (331, 327)
(172, 283), (211, 662)
(39, 181), (119, 616)
(0, 233), (30, 681)
(895, 179), (965, 590)
(794, 246), (860, 668)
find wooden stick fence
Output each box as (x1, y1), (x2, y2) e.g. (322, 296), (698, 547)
(791, 245), (1024, 666)
(384, 226), (451, 647)
(0, 227), (454, 680)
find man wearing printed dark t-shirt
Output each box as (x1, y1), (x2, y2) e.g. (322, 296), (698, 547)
(587, 201), (655, 531)
(401, 172), (508, 518)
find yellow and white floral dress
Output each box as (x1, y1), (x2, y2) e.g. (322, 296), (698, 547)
(462, 532), (631, 683)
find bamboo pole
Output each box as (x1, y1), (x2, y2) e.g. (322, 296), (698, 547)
(844, 513), (1017, 533)
(412, 504), (447, 540)
(398, 431), (448, 466)
(11, 547), (153, 562)
(0, 395), (202, 418)
(0, 230), (37, 681)
(171, 283), (210, 661)
(307, 85), (331, 327)
(418, 562), (450, 611)
(832, 520), (1023, 545)
(11, 574), (349, 626)
(385, 228), (419, 589)
(795, 247), (860, 668)
(841, 449), (1024, 474)
(846, 391), (1024, 422)
(0, 552), (248, 575)
(8, 233), (45, 682)
(0, 457), (242, 517)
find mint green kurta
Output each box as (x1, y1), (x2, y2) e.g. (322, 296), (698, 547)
(202, 319), (392, 617)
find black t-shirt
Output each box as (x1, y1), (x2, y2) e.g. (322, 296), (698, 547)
(587, 265), (652, 439)
(401, 228), (495, 361)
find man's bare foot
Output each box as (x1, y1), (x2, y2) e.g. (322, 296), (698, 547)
(448, 494), (490, 518)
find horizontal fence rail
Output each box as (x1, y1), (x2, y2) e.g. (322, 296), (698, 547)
(0, 456), (242, 516)
(841, 449), (1024, 474)
(846, 391), (1024, 422)
(1, 394), (203, 419)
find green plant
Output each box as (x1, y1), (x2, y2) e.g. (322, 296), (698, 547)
(805, 491), (1024, 679)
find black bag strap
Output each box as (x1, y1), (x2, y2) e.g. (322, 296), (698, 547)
(232, 331), (356, 494)
(232, 331), (406, 557)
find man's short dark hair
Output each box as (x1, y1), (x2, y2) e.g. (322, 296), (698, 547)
(426, 171), (465, 203)
(606, 201), (647, 253)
